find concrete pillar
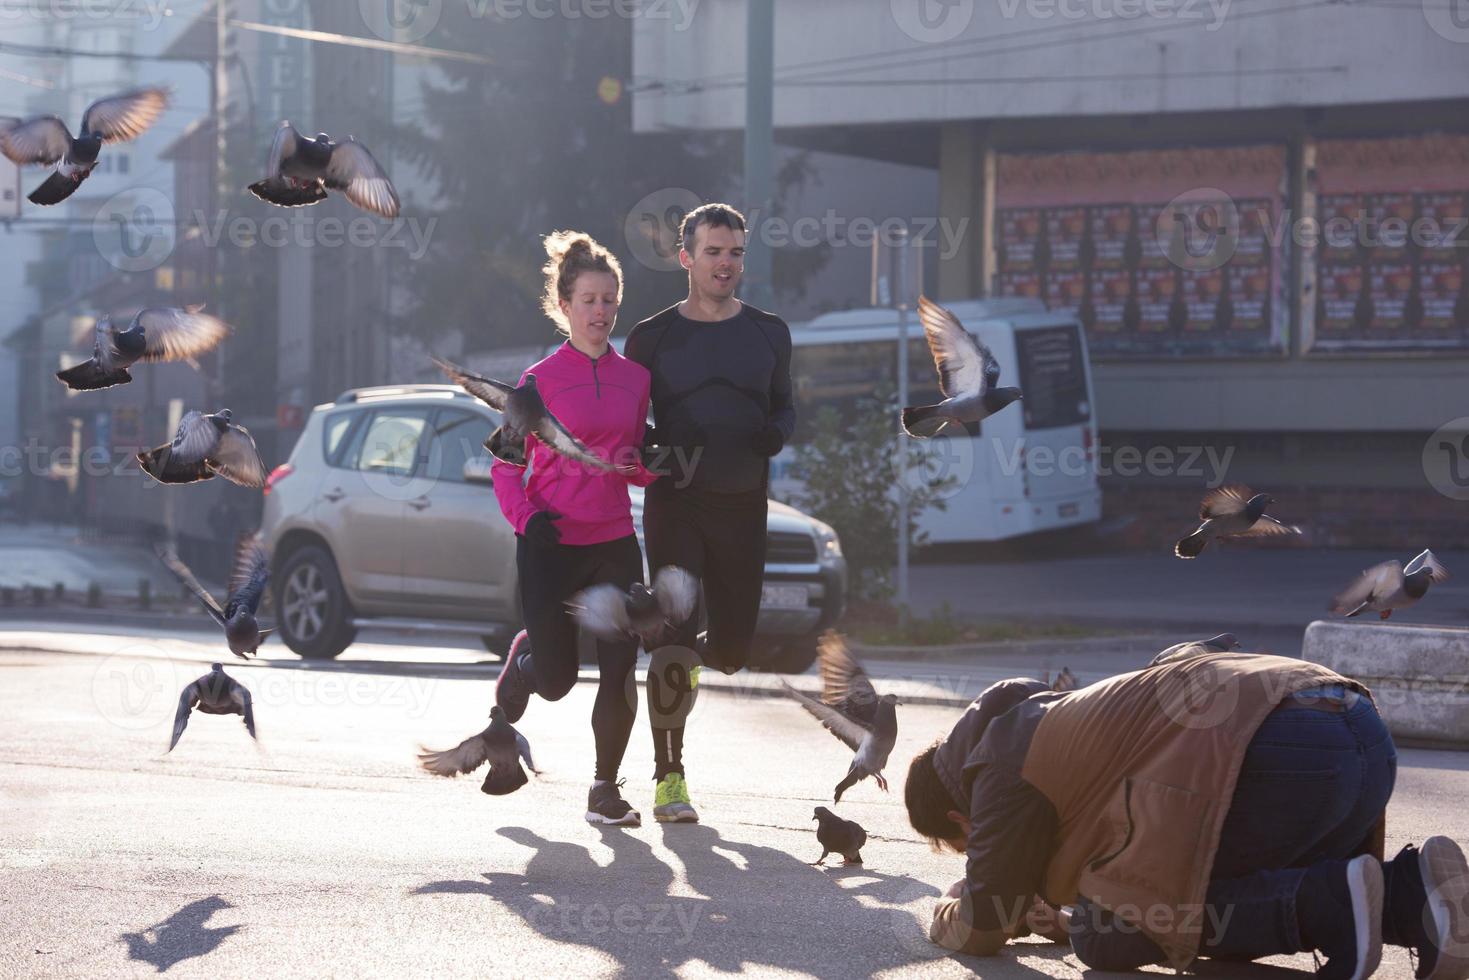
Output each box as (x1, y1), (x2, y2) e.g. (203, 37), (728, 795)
(937, 122), (993, 301)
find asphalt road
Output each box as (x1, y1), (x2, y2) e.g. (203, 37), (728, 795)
(4, 640), (1468, 979)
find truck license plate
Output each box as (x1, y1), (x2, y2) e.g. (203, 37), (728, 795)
(1059, 502), (1079, 518)
(762, 584), (809, 609)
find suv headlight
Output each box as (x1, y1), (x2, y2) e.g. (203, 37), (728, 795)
(813, 521), (842, 561)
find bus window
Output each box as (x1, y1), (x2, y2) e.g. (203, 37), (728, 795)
(791, 338), (952, 444)
(1015, 325), (1091, 430)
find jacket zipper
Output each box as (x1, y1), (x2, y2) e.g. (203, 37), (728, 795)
(591, 356), (602, 399)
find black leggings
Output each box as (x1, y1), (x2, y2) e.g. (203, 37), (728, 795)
(642, 481), (768, 674)
(516, 532), (642, 783)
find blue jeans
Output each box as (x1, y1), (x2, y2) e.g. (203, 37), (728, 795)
(1070, 686), (1398, 970)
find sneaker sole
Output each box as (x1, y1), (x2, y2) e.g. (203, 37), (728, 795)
(494, 635), (531, 723)
(1346, 853), (1385, 980)
(585, 811), (641, 827)
(653, 809), (699, 823)
(1421, 836), (1469, 980)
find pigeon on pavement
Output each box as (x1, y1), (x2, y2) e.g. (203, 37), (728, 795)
(569, 566), (699, 645)
(902, 296), (1023, 438)
(1, 87), (170, 205)
(1045, 666), (1078, 692)
(55, 306), (229, 391)
(417, 706), (541, 796)
(1174, 485), (1300, 558)
(247, 121), (399, 218)
(156, 535), (272, 659)
(1330, 549), (1449, 621)
(137, 409), (267, 488)
(169, 663), (255, 752)
(780, 631), (900, 802)
(811, 806), (867, 866)
(432, 357), (617, 473)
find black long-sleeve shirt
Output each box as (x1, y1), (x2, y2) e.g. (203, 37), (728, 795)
(624, 301), (795, 494)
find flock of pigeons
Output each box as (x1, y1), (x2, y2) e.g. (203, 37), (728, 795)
(9, 87), (1454, 864)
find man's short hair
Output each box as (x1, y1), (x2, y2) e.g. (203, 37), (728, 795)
(906, 739), (964, 850)
(679, 203), (747, 254)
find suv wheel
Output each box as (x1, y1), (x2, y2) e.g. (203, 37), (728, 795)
(276, 545), (356, 660)
(750, 634), (820, 675)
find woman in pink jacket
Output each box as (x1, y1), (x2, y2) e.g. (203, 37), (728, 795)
(491, 231), (658, 827)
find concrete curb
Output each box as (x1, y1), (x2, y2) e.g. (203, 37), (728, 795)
(1302, 619), (1469, 747)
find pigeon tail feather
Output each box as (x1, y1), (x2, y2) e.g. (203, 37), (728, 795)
(28, 170), (83, 206)
(901, 404), (952, 438)
(1174, 531), (1208, 559)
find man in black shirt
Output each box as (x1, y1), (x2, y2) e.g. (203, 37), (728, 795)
(625, 203), (795, 823)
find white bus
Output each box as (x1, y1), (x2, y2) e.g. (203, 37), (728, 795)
(770, 297), (1102, 544)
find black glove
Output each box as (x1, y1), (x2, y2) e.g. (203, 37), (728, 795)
(523, 510), (562, 547)
(750, 424), (785, 457)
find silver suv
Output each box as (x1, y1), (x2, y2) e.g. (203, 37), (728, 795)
(259, 384), (847, 672)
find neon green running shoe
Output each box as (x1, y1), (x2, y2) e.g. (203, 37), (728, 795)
(653, 772), (699, 823)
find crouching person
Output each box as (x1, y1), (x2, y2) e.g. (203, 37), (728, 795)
(904, 652), (1469, 980)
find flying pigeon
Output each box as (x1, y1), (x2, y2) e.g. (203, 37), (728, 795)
(1174, 485), (1300, 559)
(1330, 549), (1450, 621)
(0, 87), (170, 205)
(247, 121), (400, 218)
(169, 663), (255, 752)
(417, 706), (541, 796)
(1150, 633), (1241, 667)
(811, 806), (867, 866)
(137, 409), (267, 488)
(55, 306), (229, 391)
(156, 535), (272, 659)
(902, 296), (1023, 438)
(568, 566), (699, 645)
(431, 357), (618, 474)
(780, 631), (899, 802)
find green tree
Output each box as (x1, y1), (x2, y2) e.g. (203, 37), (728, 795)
(785, 383), (954, 602)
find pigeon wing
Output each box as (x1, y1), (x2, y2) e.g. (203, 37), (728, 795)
(817, 631), (879, 713)
(1330, 560), (1401, 615)
(1199, 485), (1252, 519)
(780, 680), (869, 752)
(1237, 514), (1301, 538)
(136, 307), (230, 363)
(534, 412), (617, 472)
(417, 730), (490, 776)
(324, 138), (400, 218)
(232, 682), (257, 740)
(1405, 548), (1450, 584)
(432, 357), (514, 411)
(917, 296), (990, 399)
(168, 681), (199, 752)
(0, 116), (71, 165)
(264, 120), (302, 177)
(227, 533), (271, 613)
(653, 566), (700, 625)
(80, 87), (169, 143)
(568, 584), (631, 640)
(515, 730), (540, 775)
(207, 425), (267, 488)
(169, 410), (219, 463)
(155, 546), (227, 626)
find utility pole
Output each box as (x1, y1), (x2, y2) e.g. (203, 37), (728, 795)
(894, 226), (911, 629)
(743, 0), (774, 311)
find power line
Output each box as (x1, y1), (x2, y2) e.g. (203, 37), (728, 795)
(766, 65), (1349, 88)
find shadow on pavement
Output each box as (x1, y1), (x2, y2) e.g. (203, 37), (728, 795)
(118, 895), (241, 972)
